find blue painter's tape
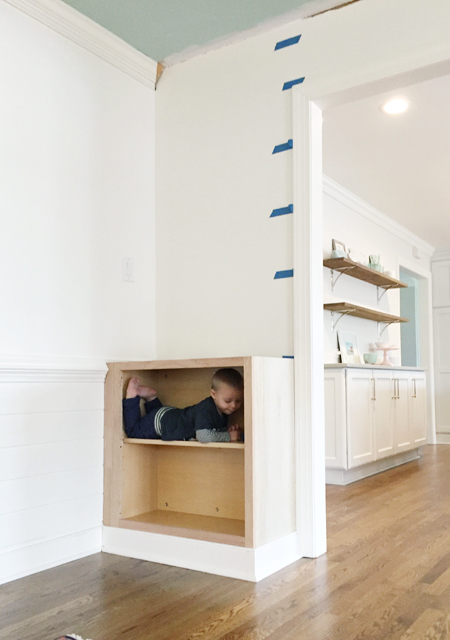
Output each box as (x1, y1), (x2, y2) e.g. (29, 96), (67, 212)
(282, 355), (294, 359)
(272, 139), (293, 154)
(283, 77), (305, 91)
(270, 204), (293, 218)
(275, 35), (301, 51)
(274, 269), (294, 280)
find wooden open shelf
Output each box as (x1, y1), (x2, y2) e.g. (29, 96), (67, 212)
(323, 257), (408, 289)
(323, 302), (408, 324)
(123, 437), (244, 449)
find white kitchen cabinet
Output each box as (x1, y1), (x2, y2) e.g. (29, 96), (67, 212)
(346, 369), (375, 468)
(393, 372), (411, 453)
(372, 370), (395, 461)
(325, 365), (427, 484)
(409, 372), (427, 445)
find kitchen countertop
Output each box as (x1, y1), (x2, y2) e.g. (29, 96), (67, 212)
(324, 363), (425, 371)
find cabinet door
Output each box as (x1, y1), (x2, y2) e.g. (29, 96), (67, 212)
(324, 370), (347, 469)
(410, 373), (427, 445)
(373, 371), (395, 460)
(433, 308), (450, 434)
(346, 369), (375, 468)
(394, 373), (411, 453)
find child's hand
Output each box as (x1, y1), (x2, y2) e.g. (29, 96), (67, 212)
(228, 424), (242, 441)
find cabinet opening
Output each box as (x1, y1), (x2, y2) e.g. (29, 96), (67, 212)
(122, 366), (245, 434)
(121, 442), (245, 542)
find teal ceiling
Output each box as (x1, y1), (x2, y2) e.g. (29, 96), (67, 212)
(61, 0), (328, 62)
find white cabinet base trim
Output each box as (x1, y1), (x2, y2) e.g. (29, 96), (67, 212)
(326, 449), (421, 485)
(102, 526), (301, 583)
(436, 434), (450, 444)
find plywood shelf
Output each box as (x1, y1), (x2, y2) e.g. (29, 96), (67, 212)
(323, 258), (408, 289)
(323, 302), (408, 324)
(120, 510), (245, 546)
(123, 437), (244, 449)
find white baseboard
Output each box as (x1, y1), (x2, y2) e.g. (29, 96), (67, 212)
(102, 526), (301, 582)
(0, 527), (102, 586)
(253, 532), (301, 582)
(326, 449), (421, 485)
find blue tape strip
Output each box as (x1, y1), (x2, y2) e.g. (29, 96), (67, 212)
(272, 139), (293, 154)
(282, 355), (294, 359)
(274, 269), (294, 280)
(270, 204), (293, 218)
(283, 77), (305, 91)
(275, 35), (301, 51)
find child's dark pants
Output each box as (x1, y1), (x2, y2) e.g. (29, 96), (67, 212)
(122, 396), (163, 439)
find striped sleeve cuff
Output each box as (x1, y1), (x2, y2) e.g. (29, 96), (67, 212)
(196, 429), (231, 443)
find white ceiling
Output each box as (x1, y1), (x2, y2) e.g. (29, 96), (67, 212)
(323, 73), (450, 251)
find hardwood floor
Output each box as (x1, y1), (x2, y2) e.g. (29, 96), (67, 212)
(3, 445), (450, 640)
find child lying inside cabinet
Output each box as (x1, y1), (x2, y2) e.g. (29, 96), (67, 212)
(122, 368), (243, 443)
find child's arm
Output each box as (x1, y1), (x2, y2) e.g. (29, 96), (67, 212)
(196, 425), (242, 443)
(194, 400), (242, 443)
(196, 428), (231, 443)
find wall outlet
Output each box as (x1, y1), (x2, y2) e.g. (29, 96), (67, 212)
(122, 257), (134, 282)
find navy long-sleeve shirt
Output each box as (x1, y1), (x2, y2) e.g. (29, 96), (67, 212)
(154, 396), (231, 442)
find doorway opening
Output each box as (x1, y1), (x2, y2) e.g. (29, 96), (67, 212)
(400, 268), (420, 367)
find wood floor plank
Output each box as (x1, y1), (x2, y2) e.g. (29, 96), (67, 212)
(3, 445), (450, 640)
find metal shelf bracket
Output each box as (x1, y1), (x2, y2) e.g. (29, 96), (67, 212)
(331, 309), (354, 332)
(377, 320), (400, 339)
(377, 284), (397, 304)
(331, 267), (356, 292)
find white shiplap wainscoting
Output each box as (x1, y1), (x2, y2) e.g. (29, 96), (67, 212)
(0, 356), (107, 585)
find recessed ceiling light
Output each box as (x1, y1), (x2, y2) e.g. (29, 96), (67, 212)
(381, 98), (409, 114)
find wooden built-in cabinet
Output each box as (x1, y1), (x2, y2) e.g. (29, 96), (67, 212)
(324, 365), (427, 484)
(103, 357), (295, 549)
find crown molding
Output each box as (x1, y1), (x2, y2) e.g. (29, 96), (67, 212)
(0, 354), (107, 383)
(431, 249), (450, 262)
(162, 0), (348, 67)
(4, 0), (158, 88)
(323, 175), (435, 258)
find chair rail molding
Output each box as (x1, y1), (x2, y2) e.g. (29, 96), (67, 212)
(3, 0), (158, 88)
(0, 354), (107, 383)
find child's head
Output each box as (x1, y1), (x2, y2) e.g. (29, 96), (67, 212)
(210, 368), (243, 415)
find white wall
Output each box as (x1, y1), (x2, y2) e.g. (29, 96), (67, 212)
(155, 0), (450, 360)
(322, 179), (434, 364)
(0, 2), (156, 584)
